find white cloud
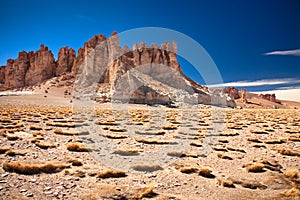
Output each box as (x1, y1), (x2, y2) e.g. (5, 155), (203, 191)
(207, 78), (300, 88)
(255, 88), (300, 103)
(264, 49), (300, 56)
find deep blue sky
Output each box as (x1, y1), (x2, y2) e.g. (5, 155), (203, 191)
(0, 0), (299, 90)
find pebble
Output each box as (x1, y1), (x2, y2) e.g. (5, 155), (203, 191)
(56, 186), (63, 190)
(174, 183), (181, 187)
(20, 189), (27, 193)
(0, 180), (7, 184)
(1, 173), (8, 178)
(44, 186), (52, 190)
(29, 178), (37, 183)
(44, 191), (53, 195)
(147, 173), (157, 178)
(0, 186), (3, 191)
(26, 193), (34, 197)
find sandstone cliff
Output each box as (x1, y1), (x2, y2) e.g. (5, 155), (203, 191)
(0, 32), (235, 107)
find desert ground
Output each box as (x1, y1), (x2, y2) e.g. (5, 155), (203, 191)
(0, 88), (299, 200)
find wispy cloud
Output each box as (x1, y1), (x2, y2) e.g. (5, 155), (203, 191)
(207, 78), (300, 88)
(264, 49), (300, 56)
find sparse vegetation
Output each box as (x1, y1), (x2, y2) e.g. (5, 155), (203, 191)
(97, 169), (127, 178)
(2, 161), (70, 174)
(66, 142), (89, 152)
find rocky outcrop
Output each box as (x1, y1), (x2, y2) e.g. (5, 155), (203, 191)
(241, 88), (247, 103)
(225, 87), (240, 99)
(0, 44), (56, 90)
(56, 46), (76, 76)
(259, 93), (277, 103)
(24, 44), (56, 86)
(0, 31), (235, 107)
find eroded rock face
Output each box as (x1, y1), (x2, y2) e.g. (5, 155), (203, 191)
(25, 44), (56, 86)
(259, 93), (277, 103)
(241, 88), (247, 103)
(225, 87), (240, 99)
(0, 32), (236, 108)
(56, 46), (76, 76)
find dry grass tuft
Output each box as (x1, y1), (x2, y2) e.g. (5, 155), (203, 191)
(66, 157), (83, 166)
(190, 141), (202, 147)
(35, 141), (56, 149)
(250, 129), (269, 134)
(264, 137), (287, 144)
(246, 163), (265, 173)
(226, 146), (246, 153)
(220, 130), (239, 136)
(283, 187), (300, 198)
(199, 167), (215, 178)
(6, 133), (19, 141)
(113, 149), (139, 156)
(135, 138), (176, 145)
(135, 130), (165, 136)
(108, 127), (127, 132)
(134, 182), (156, 199)
(179, 166), (199, 174)
(247, 137), (263, 143)
(217, 153), (233, 160)
(162, 124), (178, 130)
(0, 147), (10, 154)
(66, 142), (89, 152)
(2, 161), (70, 174)
(285, 169), (299, 179)
(131, 164), (163, 172)
(102, 133), (128, 139)
(29, 125), (43, 130)
(54, 128), (89, 136)
(217, 178), (235, 188)
(97, 169), (127, 179)
(277, 147), (300, 156)
(5, 149), (26, 156)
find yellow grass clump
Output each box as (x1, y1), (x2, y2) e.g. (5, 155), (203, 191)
(246, 163), (265, 173)
(97, 169), (127, 179)
(113, 149), (139, 156)
(66, 142), (89, 152)
(179, 166), (199, 174)
(199, 167), (215, 178)
(135, 138), (176, 145)
(217, 153), (233, 160)
(35, 141), (56, 149)
(277, 147), (300, 156)
(134, 182), (156, 199)
(131, 164), (163, 172)
(217, 178), (235, 188)
(2, 161), (70, 174)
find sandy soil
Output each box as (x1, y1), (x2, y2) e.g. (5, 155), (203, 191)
(0, 89), (299, 200)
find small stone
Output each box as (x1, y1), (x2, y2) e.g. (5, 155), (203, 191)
(26, 193), (33, 197)
(44, 186), (52, 190)
(20, 189), (27, 193)
(1, 173), (8, 177)
(0, 180), (7, 184)
(44, 191), (52, 195)
(0, 186), (3, 191)
(174, 183), (181, 187)
(29, 179), (37, 183)
(56, 186), (63, 190)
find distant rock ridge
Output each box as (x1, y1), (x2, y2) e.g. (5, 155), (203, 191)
(0, 31), (236, 107)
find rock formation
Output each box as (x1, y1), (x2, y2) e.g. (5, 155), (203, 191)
(225, 87), (240, 99)
(0, 31), (236, 107)
(241, 88), (247, 103)
(259, 93), (277, 103)
(56, 46), (76, 76)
